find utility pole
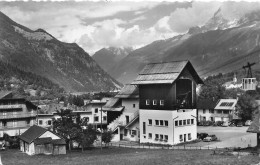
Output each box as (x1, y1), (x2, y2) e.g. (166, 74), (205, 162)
(100, 105), (102, 151)
(243, 62), (256, 78)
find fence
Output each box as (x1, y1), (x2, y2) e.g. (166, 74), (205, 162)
(109, 142), (227, 151)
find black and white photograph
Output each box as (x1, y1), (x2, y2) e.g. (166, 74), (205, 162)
(1, 0), (260, 164)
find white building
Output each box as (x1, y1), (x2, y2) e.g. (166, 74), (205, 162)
(197, 99), (218, 122)
(104, 84), (139, 141)
(214, 99), (239, 122)
(131, 61), (203, 145)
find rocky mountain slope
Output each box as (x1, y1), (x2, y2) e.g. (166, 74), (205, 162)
(109, 7), (260, 84)
(92, 47), (133, 73)
(0, 11), (122, 92)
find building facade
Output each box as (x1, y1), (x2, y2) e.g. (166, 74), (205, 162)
(0, 93), (38, 137)
(104, 84), (139, 141)
(131, 61), (203, 145)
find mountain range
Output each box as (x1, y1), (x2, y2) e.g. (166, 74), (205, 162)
(0, 11), (122, 92)
(99, 7), (260, 84)
(92, 47), (133, 75)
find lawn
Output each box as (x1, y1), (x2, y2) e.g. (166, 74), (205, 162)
(1, 147), (260, 165)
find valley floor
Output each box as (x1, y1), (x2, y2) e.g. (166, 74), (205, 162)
(1, 147), (260, 165)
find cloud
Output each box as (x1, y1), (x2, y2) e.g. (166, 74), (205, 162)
(167, 1), (221, 33)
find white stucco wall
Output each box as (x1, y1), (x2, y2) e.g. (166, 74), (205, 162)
(173, 109), (197, 144)
(139, 110), (174, 145)
(197, 109), (214, 121)
(124, 120), (139, 141)
(139, 109), (197, 145)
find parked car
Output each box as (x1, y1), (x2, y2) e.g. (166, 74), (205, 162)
(222, 121), (229, 127)
(245, 120), (252, 126)
(0, 141), (5, 151)
(214, 121), (224, 126)
(197, 133), (208, 140)
(203, 135), (217, 142)
(236, 122), (243, 127)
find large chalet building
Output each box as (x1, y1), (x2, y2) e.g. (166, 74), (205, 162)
(0, 91), (38, 137)
(131, 61), (203, 145)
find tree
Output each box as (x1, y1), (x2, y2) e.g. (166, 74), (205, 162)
(53, 109), (97, 151)
(101, 130), (113, 147)
(77, 124), (98, 152)
(237, 94), (258, 121)
(52, 109), (81, 150)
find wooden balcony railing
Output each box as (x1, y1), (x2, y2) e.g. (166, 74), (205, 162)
(0, 112), (36, 119)
(0, 104), (24, 109)
(0, 124), (32, 130)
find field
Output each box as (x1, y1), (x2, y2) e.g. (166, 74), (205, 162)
(1, 147), (260, 165)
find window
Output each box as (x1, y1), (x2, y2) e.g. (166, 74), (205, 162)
(39, 120), (43, 125)
(188, 133), (191, 140)
(160, 100), (164, 106)
(175, 121), (178, 126)
(183, 120), (186, 125)
(187, 119), (190, 125)
(155, 120), (159, 126)
(143, 122), (146, 134)
(133, 104), (135, 108)
(179, 120), (182, 126)
(131, 130), (136, 135)
(103, 116), (107, 121)
(148, 119), (152, 125)
(124, 129), (128, 136)
(85, 117), (89, 122)
(155, 134), (159, 140)
(47, 120), (52, 125)
(164, 120), (168, 127)
(94, 116), (99, 122)
(179, 135), (183, 141)
(160, 120), (164, 126)
(160, 134), (163, 141)
(210, 109), (214, 113)
(153, 100), (157, 105)
(203, 109), (206, 114)
(148, 133), (152, 139)
(95, 108), (98, 113)
(146, 99), (150, 105)
(164, 135), (168, 141)
(191, 119), (194, 124)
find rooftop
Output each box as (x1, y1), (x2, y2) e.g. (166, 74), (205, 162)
(115, 84), (139, 99)
(131, 60), (203, 85)
(214, 99), (238, 110)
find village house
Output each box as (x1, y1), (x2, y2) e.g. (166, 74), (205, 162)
(214, 99), (239, 122)
(131, 61), (203, 145)
(0, 91), (38, 138)
(85, 98), (109, 129)
(19, 125), (66, 155)
(104, 84), (139, 141)
(197, 99), (218, 122)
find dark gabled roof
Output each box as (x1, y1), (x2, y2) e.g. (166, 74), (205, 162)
(102, 97), (124, 112)
(34, 137), (52, 145)
(0, 91), (12, 99)
(197, 99), (218, 109)
(52, 139), (66, 145)
(115, 84), (139, 99)
(19, 125), (47, 143)
(131, 60), (203, 85)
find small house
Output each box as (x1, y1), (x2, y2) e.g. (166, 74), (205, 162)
(214, 99), (239, 122)
(19, 125), (66, 155)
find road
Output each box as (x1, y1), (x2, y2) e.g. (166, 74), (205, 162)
(188, 126), (257, 148)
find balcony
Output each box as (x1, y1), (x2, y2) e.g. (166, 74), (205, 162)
(0, 112), (37, 119)
(0, 104), (24, 109)
(0, 124), (32, 130)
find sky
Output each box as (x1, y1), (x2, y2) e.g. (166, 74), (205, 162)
(1, 0), (260, 55)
